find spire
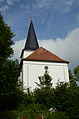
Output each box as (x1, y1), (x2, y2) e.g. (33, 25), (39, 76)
(24, 20), (39, 50)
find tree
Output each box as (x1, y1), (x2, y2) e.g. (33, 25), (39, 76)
(0, 14), (24, 111)
(69, 70), (74, 82)
(52, 82), (79, 119)
(0, 14), (14, 59)
(69, 70), (77, 86)
(0, 59), (23, 110)
(34, 67), (54, 109)
(36, 66), (52, 89)
(68, 84), (79, 119)
(34, 88), (54, 109)
(74, 65), (79, 82)
(53, 82), (71, 112)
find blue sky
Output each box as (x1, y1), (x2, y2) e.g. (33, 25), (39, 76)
(1, 0), (79, 40)
(0, 0), (79, 70)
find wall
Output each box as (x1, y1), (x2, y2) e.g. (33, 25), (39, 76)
(22, 61), (69, 91)
(23, 50), (34, 58)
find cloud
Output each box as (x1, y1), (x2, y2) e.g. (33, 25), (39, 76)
(12, 27), (79, 70)
(19, 0), (74, 13)
(12, 39), (25, 60)
(65, 0), (74, 12)
(6, 0), (15, 6)
(0, 0), (20, 12)
(39, 28), (79, 70)
(6, 0), (20, 6)
(0, 0), (17, 12)
(0, 0), (75, 13)
(0, 5), (9, 11)
(33, 0), (53, 9)
(31, 0), (74, 13)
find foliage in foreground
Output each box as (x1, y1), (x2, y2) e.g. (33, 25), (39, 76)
(0, 109), (69, 119)
(0, 14), (24, 111)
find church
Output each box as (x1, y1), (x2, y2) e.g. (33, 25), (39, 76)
(20, 20), (69, 91)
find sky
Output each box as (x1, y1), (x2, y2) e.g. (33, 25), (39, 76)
(0, 0), (79, 70)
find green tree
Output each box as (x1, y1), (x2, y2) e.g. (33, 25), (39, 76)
(0, 59), (23, 110)
(68, 84), (79, 119)
(48, 112), (69, 119)
(34, 88), (54, 109)
(69, 70), (77, 86)
(0, 14), (14, 59)
(53, 82), (79, 119)
(36, 66), (52, 89)
(53, 82), (70, 112)
(0, 14), (24, 111)
(74, 65), (79, 82)
(34, 67), (54, 109)
(69, 70), (74, 82)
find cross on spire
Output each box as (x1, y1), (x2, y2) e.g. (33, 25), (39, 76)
(29, 16), (32, 21)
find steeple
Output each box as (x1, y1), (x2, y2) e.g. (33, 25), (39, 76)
(24, 20), (39, 50)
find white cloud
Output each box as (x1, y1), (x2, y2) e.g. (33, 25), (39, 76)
(31, 0), (74, 13)
(6, 0), (20, 5)
(0, 0), (19, 12)
(39, 28), (79, 70)
(34, 0), (53, 9)
(12, 39), (25, 60)
(65, 0), (74, 12)
(0, 0), (16, 12)
(6, 0), (14, 6)
(12, 27), (79, 70)
(0, 5), (9, 11)
(0, 0), (75, 13)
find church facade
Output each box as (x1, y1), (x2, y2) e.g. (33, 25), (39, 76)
(20, 20), (69, 91)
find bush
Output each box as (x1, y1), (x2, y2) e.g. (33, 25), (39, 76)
(47, 112), (69, 119)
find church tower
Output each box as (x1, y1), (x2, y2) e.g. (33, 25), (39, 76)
(20, 20), (39, 59)
(20, 20), (69, 91)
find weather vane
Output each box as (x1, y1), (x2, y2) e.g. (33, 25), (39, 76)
(29, 16), (32, 21)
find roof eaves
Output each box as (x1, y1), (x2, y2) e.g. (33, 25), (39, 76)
(22, 59), (69, 64)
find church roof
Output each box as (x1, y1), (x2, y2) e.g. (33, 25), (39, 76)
(24, 20), (39, 50)
(23, 47), (69, 63)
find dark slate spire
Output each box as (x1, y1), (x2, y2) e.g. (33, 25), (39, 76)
(24, 20), (39, 50)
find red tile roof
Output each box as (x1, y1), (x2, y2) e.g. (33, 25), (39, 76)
(23, 47), (69, 63)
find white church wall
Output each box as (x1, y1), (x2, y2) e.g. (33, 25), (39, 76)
(23, 50), (34, 58)
(23, 61), (69, 91)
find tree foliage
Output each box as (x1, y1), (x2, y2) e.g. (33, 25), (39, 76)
(69, 65), (79, 85)
(0, 60), (20, 92)
(36, 66), (52, 89)
(0, 59), (23, 110)
(52, 82), (70, 112)
(34, 66), (79, 119)
(34, 88), (54, 109)
(0, 14), (24, 111)
(48, 81), (79, 119)
(0, 14), (14, 59)
(74, 65), (79, 81)
(34, 67), (54, 109)
(69, 70), (76, 83)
